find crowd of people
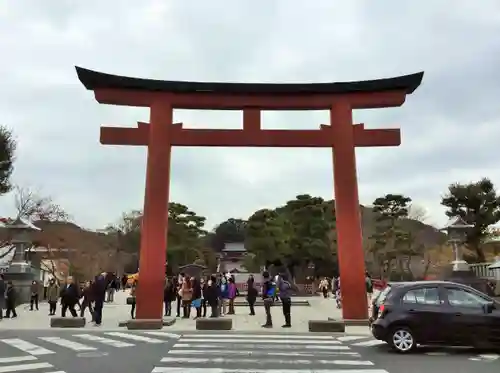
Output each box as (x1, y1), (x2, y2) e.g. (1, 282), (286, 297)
(128, 270), (296, 328)
(318, 271), (374, 308)
(0, 271), (123, 325)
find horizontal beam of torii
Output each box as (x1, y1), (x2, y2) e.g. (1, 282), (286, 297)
(100, 122), (400, 148)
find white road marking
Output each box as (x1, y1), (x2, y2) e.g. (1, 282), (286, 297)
(351, 339), (386, 347)
(73, 334), (135, 348)
(0, 362), (53, 373)
(104, 332), (165, 344)
(179, 338), (340, 345)
(173, 343), (351, 350)
(469, 353), (500, 361)
(143, 332), (181, 339)
(0, 339), (55, 356)
(0, 357), (37, 364)
(152, 369), (389, 373)
(160, 357), (374, 365)
(182, 334), (334, 340)
(336, 336), (367, 342)
(168, 349), (360, 357)
(38, 337), (96, 351)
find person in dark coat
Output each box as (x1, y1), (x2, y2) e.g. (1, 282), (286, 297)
(204, 275), (219, 318)
(191, 278), (202, 319)
(92, 272), (107, 326)
(163, 277), (175, 317)
(200, 277), (208, 317)
(5, 280), (16, 318)
(80, 281), (94, 319)
(246, 275), (258, 316)
(30, 280), (39, 311)
(59, 276), (79, 317)
(0, 274), (5, 320)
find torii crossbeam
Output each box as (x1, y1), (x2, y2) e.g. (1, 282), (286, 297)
(76, 66), (423, 323)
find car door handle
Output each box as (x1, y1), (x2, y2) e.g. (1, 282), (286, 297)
(408, 309), (417, 313)
(454, 313), (462, 316)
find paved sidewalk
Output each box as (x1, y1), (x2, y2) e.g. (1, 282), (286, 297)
(0, 292), (370, 334)
(0, 290), (132, 330)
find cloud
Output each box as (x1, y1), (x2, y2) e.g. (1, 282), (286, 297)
(0, 0), (499, 232)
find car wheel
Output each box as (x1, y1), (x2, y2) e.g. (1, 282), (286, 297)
(389, 326), (416, 353)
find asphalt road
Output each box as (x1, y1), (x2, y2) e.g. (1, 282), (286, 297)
(0, 330), (498, 373)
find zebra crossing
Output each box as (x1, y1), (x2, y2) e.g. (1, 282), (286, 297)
(151, 333), (388, 373)
(0, 331), (180, 356)
(0, 355), (64, 373)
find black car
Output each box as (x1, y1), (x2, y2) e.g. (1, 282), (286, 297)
(371, 281), (500, 353)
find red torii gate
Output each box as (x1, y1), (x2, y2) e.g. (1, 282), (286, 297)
(76, 67), (423, 321)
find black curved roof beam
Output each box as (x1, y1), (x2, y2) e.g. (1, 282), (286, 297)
(76, 67), (423, 95)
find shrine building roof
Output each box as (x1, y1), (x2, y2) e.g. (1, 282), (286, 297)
(76, 66), (424, 96)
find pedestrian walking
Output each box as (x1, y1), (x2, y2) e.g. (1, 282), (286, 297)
(92, 272), (107, 326)
(5, 281), (17, 318)
(80, 281), (94, 319)
(30, 280), (39, 311)
(60, 276), (79, 317)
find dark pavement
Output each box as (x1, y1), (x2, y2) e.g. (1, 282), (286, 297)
(0, 330), (498, 372)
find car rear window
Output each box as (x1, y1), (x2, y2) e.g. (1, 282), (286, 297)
(375, 286), (392, 305)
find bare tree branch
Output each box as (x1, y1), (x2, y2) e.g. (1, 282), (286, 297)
(13, 185), (70, 222)
(408, 204), (429, 223)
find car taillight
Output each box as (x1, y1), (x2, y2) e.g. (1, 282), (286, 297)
(378, 303), (387, 319)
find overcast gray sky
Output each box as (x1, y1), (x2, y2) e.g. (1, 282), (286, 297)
(1, 0), (499, 231)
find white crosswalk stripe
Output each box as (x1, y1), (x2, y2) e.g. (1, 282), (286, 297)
(151, 333), (387, 373)
(0, 331), (179, 356)
(0, 355), (65, 373)
(37, 337), (97, 352)
(104, 332), (165, 344)
(350, 340), (386, 347)
(0, 340), (55, 356)
(72, 334), (135, 348)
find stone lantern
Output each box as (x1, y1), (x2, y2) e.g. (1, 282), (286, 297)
(440, 217), (491, 293)
(441, 217), (473, 271)
(1, 217), (41, 304)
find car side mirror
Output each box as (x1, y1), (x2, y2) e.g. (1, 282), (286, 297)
(483, 302), (495, 314)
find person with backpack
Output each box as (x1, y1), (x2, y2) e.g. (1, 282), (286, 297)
(277, 273), (294, 328)
(261, 271), (276, 328)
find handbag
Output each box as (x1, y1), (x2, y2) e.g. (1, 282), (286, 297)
(191, 298), (201, 308)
